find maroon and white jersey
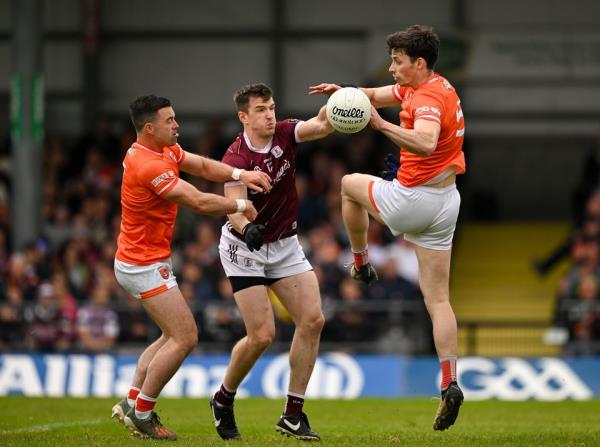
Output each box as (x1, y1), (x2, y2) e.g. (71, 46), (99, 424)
(222, 119), (302, 243)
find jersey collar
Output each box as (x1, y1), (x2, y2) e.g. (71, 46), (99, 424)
(133, 141), (164, 157)
(243, 131), (273, 154)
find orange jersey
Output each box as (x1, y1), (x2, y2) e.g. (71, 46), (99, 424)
(392, 73), (466, 187)
(115, 142), (185, 265)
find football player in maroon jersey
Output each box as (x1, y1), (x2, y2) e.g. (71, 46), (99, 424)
(210, 83), (334, 441)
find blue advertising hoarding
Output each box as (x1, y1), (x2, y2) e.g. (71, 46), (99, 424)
(0, 353), (597, 400)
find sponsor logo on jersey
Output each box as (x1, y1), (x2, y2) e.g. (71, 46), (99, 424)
(127, 148), (136, 157)
(273, 159), (291, 185)
(151, 170), (175, 187)
(264, 158), (273, 173)
(415, 106), (441, 117)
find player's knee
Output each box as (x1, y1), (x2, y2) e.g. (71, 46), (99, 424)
(300, 312), (325, 335)
(341, 174), (353, 195)
(341, 173), (360, 197)
(423, 293), (450, 309)
(248, 329), (274, 351)
(176, 329), (198, 354)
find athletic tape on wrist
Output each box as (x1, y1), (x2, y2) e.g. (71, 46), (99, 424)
(236, 198), (247, 213)
(232, 168), (242, 181)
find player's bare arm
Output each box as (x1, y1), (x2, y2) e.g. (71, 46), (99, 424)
(309, 83), (397, 108)
(296, 105), (335, 142)
(164, 177), (257, 220)
(361, 85), (398, 108)
(180, 151), (272, 193)
(371, 109), (441, 157)
(223, 183), (252, 233)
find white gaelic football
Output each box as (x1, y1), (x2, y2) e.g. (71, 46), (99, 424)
(326, 87), (371, 134)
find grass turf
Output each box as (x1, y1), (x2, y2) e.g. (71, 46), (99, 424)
(0, 397), (599, 446)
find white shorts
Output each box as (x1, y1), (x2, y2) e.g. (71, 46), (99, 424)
(114, 258), (178, 299)
(371, 178), (461, 250)
(219, 225), (313, 279)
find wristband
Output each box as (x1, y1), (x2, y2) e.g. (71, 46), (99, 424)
(232, 168), (243, 181)
(235, 198), (247, 213)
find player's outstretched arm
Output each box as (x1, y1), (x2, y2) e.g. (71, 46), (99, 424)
(179, 152), (271, 193)
(164, 177), (257, 220)
(296, 105), (335, 143)
(309, 83), (397, 108)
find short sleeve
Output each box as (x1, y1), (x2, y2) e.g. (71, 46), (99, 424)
(222, 139), (250, 187)
(277, 119), (300, 146)
(392, 85), (408, 102)
(137, 159), (179, 197)
(172, 144), (186, 164)
(222, 143), (249, 170)
(411, 90), (445, 125)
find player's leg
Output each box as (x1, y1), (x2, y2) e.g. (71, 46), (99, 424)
(340, 173), (384, 284)
(124, 286), (197, 440)
(223, 285), (276, 388)
(413, 245), (463, 430)
(210, 283), (275, 440)
(112, 335), (167, 422)
(271, 271), (324, 441)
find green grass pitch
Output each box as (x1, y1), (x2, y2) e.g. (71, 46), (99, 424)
(1, 397), (599, 446)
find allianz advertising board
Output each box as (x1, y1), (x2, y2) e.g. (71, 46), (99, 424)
(0, 354), (597, 400)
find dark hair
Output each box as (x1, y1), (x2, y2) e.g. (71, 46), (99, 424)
(129, 95), (171, 132)
(233, 83), (273, 112)
(386, 25), (440, 70)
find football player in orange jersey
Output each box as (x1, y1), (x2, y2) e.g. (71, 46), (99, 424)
(310, 25), (465, 431)
(111, 95), (271, 440)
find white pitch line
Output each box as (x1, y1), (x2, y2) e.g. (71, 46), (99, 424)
(0, 418), (104, 435)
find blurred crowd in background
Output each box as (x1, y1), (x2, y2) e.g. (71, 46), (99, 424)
(548, 132), (600, 354)
(0, 115), (432, 354)
(1, 117), (600, 355)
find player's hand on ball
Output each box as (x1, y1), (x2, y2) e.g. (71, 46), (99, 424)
(369, 106), (384, 131)
(308, 83), (341, 96)
(243, 223), (265, 251)
(240, 170), (272, 193)
(242, 201), (258, 221)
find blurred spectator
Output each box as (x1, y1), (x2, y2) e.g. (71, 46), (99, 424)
(24, 282), (77, 352)
(555, 272), (600, 355)
(367, 257), (419, 301)
(0, 286), (25, 348)
(78, 284), (119, 352)
(7, 252), (39, 301)
(202, 276), (245, 345)
(328, 278), (374, 342)
(387, 239), (420, 287)
(116, 298), (151, 345)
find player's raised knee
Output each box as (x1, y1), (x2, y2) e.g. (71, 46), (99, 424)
(341, 173), (365, 196)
